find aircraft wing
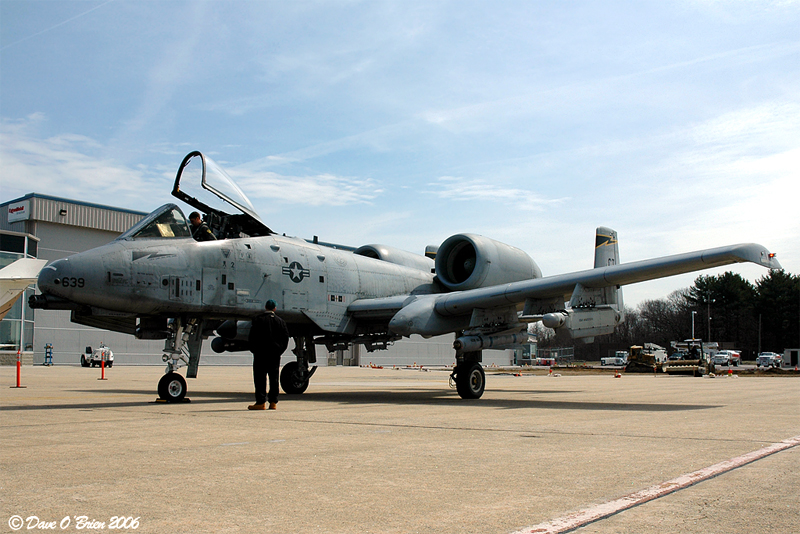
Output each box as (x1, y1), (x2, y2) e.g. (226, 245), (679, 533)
(349, 242), (781, 337)
(0, 258), (47, 320)
(434, 242), (780, 316)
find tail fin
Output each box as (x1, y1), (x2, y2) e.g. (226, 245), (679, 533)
(594, 227), (619, 268)
(594, 227), (624, 313)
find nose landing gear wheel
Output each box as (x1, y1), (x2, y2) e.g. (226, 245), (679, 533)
(455, 362), (485, 399)
(158, 372), (187, 402)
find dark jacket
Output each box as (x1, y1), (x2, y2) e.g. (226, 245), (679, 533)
(192, 222), (216, 242)
(248, 311), (290, 356)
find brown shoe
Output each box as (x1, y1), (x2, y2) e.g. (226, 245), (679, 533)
(248, 403), (266, 410)
(268, 403), (277, 410)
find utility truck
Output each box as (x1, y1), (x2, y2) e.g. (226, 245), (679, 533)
(80, 344), (114, 368)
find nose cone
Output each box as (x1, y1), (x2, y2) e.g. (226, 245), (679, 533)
(36, 252), (101, 302)
(37, 259), (68, 295)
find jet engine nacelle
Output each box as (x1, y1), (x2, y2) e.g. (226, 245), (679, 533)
(354, 244), (434, 272)
(435, 234), (542, 291)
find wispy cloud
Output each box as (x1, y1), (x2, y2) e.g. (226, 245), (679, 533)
(0, 0), (116, 51)
(236, 120), (417, 168)
(416, 40), (800, 133)
(0, 115), (384, 211)
(604, 99), (800, 264)
(230, 170), (382, 207)
(427, 176), (567, 210)
(0, 115), (166, 209)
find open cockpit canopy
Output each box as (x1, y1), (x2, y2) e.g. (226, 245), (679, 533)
(171, 151), (273, 238)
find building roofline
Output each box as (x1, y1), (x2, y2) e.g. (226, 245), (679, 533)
(0, 229), (40, 242)
(1, 193), (149, 216)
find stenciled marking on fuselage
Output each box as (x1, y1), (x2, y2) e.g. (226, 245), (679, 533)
(282, 261), (310, 283)
(132, 251), (177, 262)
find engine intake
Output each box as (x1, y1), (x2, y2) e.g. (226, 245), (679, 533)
(434, 234), (541, 291)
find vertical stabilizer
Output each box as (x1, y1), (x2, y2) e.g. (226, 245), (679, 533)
(594, 227), (624, 314)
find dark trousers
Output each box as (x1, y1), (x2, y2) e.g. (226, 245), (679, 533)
(253, 352), (281, 404)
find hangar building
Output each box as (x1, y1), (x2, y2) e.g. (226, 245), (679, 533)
(1, 193), (514, 369)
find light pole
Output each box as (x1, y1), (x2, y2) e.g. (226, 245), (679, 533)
(707, 290), (713, 342)
(691, 311), (697, 340)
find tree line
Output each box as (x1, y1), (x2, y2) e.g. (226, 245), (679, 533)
(536, 270), (800, 361)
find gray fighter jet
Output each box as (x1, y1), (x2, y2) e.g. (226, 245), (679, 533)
(30, 151), (782, 401)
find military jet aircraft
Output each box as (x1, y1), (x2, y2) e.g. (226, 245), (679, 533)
(30, 151), (782, 401)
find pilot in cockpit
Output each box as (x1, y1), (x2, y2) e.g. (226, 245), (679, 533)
(189, 211), (217, 242)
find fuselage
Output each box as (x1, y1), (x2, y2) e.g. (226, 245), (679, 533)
(37, 234), (438, 335)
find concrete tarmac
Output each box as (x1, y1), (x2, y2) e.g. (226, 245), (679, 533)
(2, 365), (798, 534)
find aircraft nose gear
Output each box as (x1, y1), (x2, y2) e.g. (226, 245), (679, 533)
(157, 317), (199, 402)
(158, 372), (187, 402)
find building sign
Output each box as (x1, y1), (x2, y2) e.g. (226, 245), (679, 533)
(7, 201), (30, 222)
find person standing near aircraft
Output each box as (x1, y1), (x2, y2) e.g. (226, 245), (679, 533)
(189, 211), (216, 241)
(248, 299), (290, 410)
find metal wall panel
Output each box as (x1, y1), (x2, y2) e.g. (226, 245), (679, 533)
(29, 196), (145, 233)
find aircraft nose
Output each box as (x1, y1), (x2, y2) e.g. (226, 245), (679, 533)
(37, 259), (69, 295)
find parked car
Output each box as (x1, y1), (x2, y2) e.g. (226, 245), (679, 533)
(756, 352), (782, 368)
(668, 352), (687, 361)
(80, 345), (114, 367)
(712, 350), (741, 367)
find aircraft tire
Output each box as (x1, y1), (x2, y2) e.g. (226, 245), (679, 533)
(158, 372), (187, 402)
(455, 362), (485, 399)
(280, 361), (309, 395)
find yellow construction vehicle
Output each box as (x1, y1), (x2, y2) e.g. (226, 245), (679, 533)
(624, 343), (667, 373)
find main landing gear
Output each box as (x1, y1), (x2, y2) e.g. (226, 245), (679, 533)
(451, 351), (486, 399)
(280, 336), (318, 395)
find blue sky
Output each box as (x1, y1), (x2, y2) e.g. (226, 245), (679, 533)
(2, 0), (798, 307)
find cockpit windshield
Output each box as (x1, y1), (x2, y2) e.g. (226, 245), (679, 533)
(117, 204), (192, 240)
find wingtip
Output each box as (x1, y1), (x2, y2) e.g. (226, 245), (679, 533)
(764, 251), (783, 271)
(739, 244), (782, 270)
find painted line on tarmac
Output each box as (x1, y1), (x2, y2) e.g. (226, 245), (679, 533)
(510, 434), (800, 534)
